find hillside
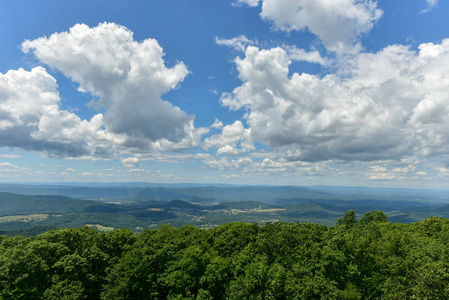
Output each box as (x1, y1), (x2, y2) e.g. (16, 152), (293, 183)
(0, 192), (100, 216)
(1, 184), (449, 236)
(2, 215), (449, 299)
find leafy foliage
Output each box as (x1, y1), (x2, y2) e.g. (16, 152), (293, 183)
(2, 212), (449, 298)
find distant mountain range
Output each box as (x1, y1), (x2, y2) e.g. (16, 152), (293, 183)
(1, 183), (449, 203)
(1, 183), (449, 236)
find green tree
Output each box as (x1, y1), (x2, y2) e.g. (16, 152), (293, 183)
(359, 210), (388, 224)
(337, 210), (356, 226)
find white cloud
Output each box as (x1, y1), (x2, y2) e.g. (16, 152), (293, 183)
(0, 23), (208, 159)
(392, 166), (415, 173)
(0, 162), (19, 168)
(234, 0), (260, 7)
(121, 157), (140, 168)
(21, 22), (206, 153)
(221, 40), (449, 164)
(201, 153), (328, 176)
(368, 165), (400, 180)
(203, 120), (254, 155)
(242, 0), (382, 55)
(369, 172), (396, 180)
(0, 67), (106, 157)
(215, 35), (258, 52)
(283, 45), (328, 65)
(421, 0), (438, 13)
(211, 118), (223, 129)
(370, 165), (388, 173)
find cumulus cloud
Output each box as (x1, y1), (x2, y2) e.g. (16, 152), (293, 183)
(215, 35), (258, 52)
(0, 67), (107, 157)
(211, 118), (223, 129)
(215, 36), (326, 65)
(202, 153), (327, 176)
(203, 121), (254, 155)
(239, 0), (382, 55)
(121, 157), (140, 168)
(22, 23), (196, 145)
(221, 40), (449, 163)
(369, 166), (396, 180)
(283, 45), (327, 65)
(0, 23), (207, 158)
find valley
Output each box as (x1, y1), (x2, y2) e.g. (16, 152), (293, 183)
(1, 183), (449, 236)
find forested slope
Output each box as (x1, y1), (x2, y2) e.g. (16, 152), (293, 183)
(1, 211), (449, 299)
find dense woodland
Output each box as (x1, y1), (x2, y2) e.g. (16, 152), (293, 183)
(1, 211), (449, 299)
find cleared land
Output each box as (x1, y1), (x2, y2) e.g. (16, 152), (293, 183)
(0, 214), (62, 223)
(85, 224), (114, 232)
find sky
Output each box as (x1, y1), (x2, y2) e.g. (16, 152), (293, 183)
(1, 0), (449, 188)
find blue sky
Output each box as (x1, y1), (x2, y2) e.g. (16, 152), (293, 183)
(1, 0), (449, 188)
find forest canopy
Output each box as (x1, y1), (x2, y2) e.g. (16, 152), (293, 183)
(1, 211), (449, 299)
